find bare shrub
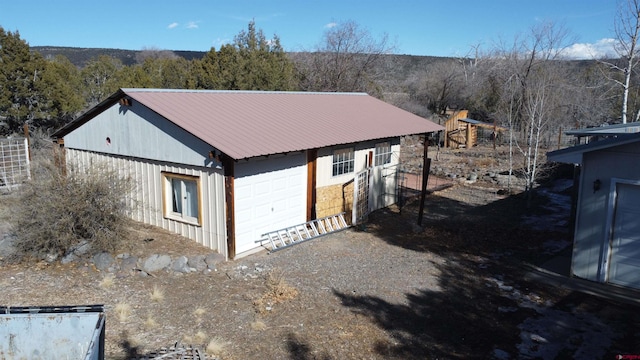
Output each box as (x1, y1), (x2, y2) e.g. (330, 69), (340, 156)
(253, 269), (299, 314)
(10, 157), (133, 260)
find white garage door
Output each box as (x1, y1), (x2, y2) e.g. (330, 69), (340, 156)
(608, 182), (640, 289)
(234, 154), (307, 255)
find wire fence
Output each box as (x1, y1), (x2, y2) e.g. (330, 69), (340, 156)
(0, 138), (31, 191)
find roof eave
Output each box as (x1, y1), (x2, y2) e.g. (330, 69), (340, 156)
(52, 89), (126, 139)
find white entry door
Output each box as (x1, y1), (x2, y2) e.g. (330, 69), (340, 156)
(234, 154), (307, 255)
(608, 182), (640, 289)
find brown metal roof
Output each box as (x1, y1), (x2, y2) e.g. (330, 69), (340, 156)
(58, 89), (444, 160)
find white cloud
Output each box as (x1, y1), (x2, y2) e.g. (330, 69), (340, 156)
(562, 38), (617, 60)
(167, 22), (179, 29)
(186, 21), (199, 29)
(324, 22), (337, 29)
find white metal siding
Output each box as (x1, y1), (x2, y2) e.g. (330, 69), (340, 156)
(66, 149), (227, 257)
(234, 154), (307, 255)
(63, 103), (222, 169)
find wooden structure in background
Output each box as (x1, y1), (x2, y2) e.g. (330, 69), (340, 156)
(444, 110), (506, 149)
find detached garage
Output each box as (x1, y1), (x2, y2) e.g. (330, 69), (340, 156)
(547, 133), (640, 290)
(53, 89), (443, 259)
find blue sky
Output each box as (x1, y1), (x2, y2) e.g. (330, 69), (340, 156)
(0, 0), (618, 59)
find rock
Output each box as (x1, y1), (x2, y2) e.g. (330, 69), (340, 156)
(467, 172), (478, 181)
(171, 256), (191, 273)
(120, 256), (138, 272)
(93, 252), (115, 271)
(205, 253), (225, 269)
(61, 253), (78, 265)
(44, 253), (58, 263)
(0, 235), (17, 260)
(142, 254), (171, 273)
(136, 269), (149, 277)
(188, 255), (207, 272)
(70, 240), (92, 257)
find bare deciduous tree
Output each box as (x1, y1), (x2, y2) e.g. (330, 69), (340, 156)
(600, 0), (640, 123)
(491, 22), (572, 203)
(295, 20), (395, 94)
(405, 60), (464, 119)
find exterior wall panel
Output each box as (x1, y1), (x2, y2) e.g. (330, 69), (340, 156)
(572, 142), (640, 281)
(66, 149), (227, 257)
(62, 103), (222, 169)
(315, 139), (400, 218)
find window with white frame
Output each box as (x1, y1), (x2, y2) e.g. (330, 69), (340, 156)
(163, 172), (201, 224)
(332, 148), (354, 176)
(374, 142), (392, 166)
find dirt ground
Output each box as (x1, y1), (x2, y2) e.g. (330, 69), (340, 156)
(1, 145), (639, 359)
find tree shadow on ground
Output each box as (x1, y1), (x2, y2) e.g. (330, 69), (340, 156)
(333, 253), (530, 359)
(328, 185), (640, 359)
(285, 332), (332, 360)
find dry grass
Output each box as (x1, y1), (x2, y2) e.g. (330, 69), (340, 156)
(473, 156), (498, 168)
(251, 320), (267, 331)
(99, 275), (115, 289)
(150, 285), (164, 302)
(205, 337), (227, 357)
(114, 302), (132, 322)
(144, 314), (158, 329)
(194, 331), (208, 344)
(193, 307), (206, 318)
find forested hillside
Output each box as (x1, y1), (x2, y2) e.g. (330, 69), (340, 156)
(0, 20), (634, 155)
(32, 46), (207, 67)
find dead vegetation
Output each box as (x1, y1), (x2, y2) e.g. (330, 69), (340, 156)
(8, 157), (134, 261)
(253, 269), (299, 315)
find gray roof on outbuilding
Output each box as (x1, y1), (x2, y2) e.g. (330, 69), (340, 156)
(566, 122), (640, 136)
(547, 133), (640, 164)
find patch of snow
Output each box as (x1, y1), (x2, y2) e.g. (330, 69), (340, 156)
(517, 307), (616, 360)
(522, 180), (573, 232)
(489, 273), (618, 360)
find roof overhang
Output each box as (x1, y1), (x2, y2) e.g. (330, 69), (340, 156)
(547, 133), (640, 165)
(565, 122), (640, 136)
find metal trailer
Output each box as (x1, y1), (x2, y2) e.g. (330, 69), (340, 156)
(0, 305), (105, 360)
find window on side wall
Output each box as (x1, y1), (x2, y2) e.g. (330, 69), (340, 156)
(374, 142), (392, 166)
(162, 172), (201, 225)
(332, 148), (354, 176)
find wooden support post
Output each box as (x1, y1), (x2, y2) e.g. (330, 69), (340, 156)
(306, 149), (317, 222)
(223, 155), (236, 260)
(417, 134), (431, 226)
(23, 123), (31, 161)
(557, 127), (563, 150)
